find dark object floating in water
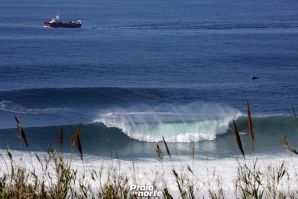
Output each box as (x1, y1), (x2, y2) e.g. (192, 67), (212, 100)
(44, 13), (82, 28)
(251, 76), (258, 80)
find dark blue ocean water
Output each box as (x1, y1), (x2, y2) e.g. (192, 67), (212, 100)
(1, 0), (298, 160)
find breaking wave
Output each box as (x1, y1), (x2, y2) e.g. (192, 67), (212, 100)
(93, 103), (242, 142)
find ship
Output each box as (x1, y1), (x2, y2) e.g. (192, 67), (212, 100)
(44, 14), (82, 28)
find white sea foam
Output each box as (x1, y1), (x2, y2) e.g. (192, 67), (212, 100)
(1, 150), (297, 198)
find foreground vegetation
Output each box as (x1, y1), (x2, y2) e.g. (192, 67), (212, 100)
(0, 103), (298, 198)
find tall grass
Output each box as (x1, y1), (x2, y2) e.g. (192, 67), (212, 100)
(233, 102), (296, 198)
(0, 103), (298, 198)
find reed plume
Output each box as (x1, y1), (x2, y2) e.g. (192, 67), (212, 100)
(162, 136), (171, 160)
(282, 134), (298, 155)
(246, 102), (254, 142)
(69, 124), (83, 161)
(15, 117), (29, 148)
(75, 123), (83, 160)
(155, 143), (163, 161)
(75, 123), (81, 138)
(233, 120), (245, 157)
(71, 123), (81, 148)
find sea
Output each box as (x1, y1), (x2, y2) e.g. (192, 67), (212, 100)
(1, 0), (298, 196)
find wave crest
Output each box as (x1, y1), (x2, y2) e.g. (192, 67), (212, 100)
(93, 103), (242, 142)
(0, 100), (68, 114)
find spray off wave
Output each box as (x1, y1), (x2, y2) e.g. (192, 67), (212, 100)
(94, 103), (242, 142)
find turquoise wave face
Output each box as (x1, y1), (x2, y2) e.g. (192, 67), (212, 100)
(1, 114), (297, 159)
(231, 115), (298, 135)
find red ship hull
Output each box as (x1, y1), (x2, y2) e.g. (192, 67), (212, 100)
(44, 22), (81, 28)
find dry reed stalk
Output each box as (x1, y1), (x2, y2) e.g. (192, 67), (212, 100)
(246, 102), (254, 142)
(54, 125), (59, 142)
(155, 143), (163, 161)
(233, 120), (245, 157)
(171, 168), (184, 197)
(77, 134), (83, 160)
(291, 105), (298, 125)
(75, 123), (81, 137)
(15, 117), (29, 147)
(59, 128), (63, 150)
(162, 136), (171, 159)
